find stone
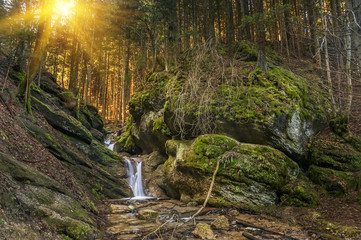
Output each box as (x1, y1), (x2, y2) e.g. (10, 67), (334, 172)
(228, 209), (239, 216)
(211, 215), (229, 231)
(187, 201), (198, 207)
(164, 135), (302, 208)
(192, 223), (216, 240)
(137, 209), (159, 220)
(32, 97), (92, 144)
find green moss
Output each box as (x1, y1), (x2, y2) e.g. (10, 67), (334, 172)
(281, 177), (319, 207)
(114, 116), (137, 153)
(182, 135), (299, 191)
(152, 116), (171, 136)
(330, 116), (349, 137)
(209, 66), (322, 124)
(46, 217), (93, 240)
(308, 165), (357, 196)
(310, 132), (361, 172)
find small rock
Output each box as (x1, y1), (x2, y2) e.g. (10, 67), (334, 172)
(211, 215), (229, 231)
(229, 209), (239, 216)
(187, 201), (198, 207)
(137, 209), (159, 220)
(192, 223), (216, 239)
(180, 195), (192, 203)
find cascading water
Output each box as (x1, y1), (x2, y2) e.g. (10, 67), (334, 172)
(104, 136), (153, 199)
(104, 139), (115, 151)
(125, 158), (146, 197)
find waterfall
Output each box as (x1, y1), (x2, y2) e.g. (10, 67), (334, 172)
(104, 136), (153, 200)
(125, 158), (146, 197)
(104, 139), (115, 151)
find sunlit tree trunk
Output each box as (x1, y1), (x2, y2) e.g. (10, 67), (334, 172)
(85, 29), (94, 105)
(18, 0), (52, 113)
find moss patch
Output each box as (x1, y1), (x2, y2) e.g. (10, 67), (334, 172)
(308, 165), (358, 196)
(281, 177), (319, 207)
(114, 116), (137, 154)
(309, 132), (361, 172)
(182, 135), (298, 190)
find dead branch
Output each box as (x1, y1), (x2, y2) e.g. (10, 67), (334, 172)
(184, 157), (220, 223)
(236, 220), (299, 240)
(242, 232), (260, 240)
(141, 214), (175, 240)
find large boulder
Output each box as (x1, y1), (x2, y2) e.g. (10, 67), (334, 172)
(127, 61), (328, 162)
(163, 134), (317, 207)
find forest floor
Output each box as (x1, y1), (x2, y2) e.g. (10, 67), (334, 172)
(100, 197), (361, 240)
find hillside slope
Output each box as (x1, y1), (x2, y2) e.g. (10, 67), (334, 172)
(0, 54), (131, 239)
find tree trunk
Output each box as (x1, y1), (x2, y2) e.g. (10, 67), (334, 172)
(320, 0), (336, 113)
(344, 13), (352, 117)
(254, 0), (267, 71)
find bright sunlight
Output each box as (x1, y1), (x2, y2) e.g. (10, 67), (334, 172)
(54, 0), (75, 18)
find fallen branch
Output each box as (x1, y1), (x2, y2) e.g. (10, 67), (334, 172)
(242, 232), (260, 240)
(236, 220), (298, 240)
(141, 214), (176, 240)
(184, 157), (220, 223)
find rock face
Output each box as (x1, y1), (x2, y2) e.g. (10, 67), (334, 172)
(308, 131), (361, 196)
(163, 135), (315, 207)
(121, 57), (329, 206)
(124, 63), (328, 163)
(0, 68), (131, 239)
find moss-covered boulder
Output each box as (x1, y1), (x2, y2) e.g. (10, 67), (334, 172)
(127, 47), (329, 162)
(163, 134), (311, 207)
(116, 108), (171, 154)
(308, 131), (361, 196)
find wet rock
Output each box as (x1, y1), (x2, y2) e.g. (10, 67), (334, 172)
(192, 223), (216, 239)
(211, 215), (229, 231)
(90, 128), (104, 141)
(137, 209), (159, 220)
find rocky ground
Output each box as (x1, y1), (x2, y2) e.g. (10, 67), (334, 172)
(100, 197), (361, 240)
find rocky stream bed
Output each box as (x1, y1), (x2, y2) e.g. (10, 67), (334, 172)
(100, 198), (332, 240)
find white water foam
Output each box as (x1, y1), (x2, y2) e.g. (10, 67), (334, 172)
(125, 158), (148, 198)
(104, 139), (115, 151)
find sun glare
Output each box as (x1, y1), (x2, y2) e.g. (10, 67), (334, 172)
(55, 1), (75, 18)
